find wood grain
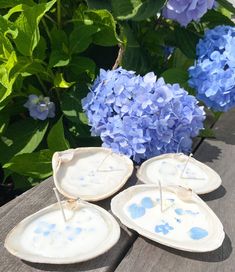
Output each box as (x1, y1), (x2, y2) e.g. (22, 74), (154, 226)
(115, 109), (235, 272)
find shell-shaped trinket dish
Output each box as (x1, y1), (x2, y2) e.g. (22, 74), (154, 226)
(52, 147), (133, 201)
(111, 184), (224, 252)
(5, 200), (120, 264)
(137, 153), (221, 194)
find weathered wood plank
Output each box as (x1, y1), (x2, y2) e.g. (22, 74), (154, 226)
(0, 177), (54, 219)
(0, 171), (137, 272)
(115, 108), (235, 272)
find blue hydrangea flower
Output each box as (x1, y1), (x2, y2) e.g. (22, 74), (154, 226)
(82, 67), (205, 163)
(162, 0), (215, 27)
(24, 94), (55, 120)
(189, 25), (235, 112)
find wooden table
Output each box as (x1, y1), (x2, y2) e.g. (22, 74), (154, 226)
(0, 109), (235, 272)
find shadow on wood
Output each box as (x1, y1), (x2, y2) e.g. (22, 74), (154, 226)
(142, 233), (232, 263)
(194, 140), (222, 163)
(200, 185), (226, 202)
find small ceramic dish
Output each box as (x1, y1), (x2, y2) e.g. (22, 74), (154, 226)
(5, 200), (120, 264)
(52, 147), (134, 201)
(137, 153), (221, 194)
(111, 184), (224, 252)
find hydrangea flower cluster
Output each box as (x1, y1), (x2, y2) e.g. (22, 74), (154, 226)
(162, 0), (215, 27)
(82, 68), (205, 163)
(24, 94), (55, 120)
(189, 25), (235, 112)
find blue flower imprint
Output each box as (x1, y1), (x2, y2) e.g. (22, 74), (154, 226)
(189, 227), (208, 240)
(141, 197), (154, 209)
(128, 197), (154, 219)
(155, 223), (174, 235)
(175, 208), (199, 216)
(128, 204), (146, 219)
(65, 225), (82, 241)
(34, 221), (56, 237)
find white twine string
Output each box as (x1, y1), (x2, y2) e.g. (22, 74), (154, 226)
(53, 187), (67, 222)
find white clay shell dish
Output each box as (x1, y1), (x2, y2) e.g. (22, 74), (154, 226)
(52, 147), (133, 201)
(137, 153), (222, 194)
(5, 201), (120, 264)
(111, 184), (224, 252)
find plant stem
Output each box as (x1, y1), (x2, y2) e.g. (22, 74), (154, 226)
(42, 18), (52, 43)
(112, 43), (125, 70)
(45, 14), (56, 24)
(36, 74), (48, 96)
(57, 0), (61, 29)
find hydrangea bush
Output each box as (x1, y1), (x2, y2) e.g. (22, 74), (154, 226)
(83, 68), (205, 162)
(0, 0), (235, 193)
(189, 25), (235, 111)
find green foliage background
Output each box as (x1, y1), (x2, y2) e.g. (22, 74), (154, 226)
(0, 0), (234, 192)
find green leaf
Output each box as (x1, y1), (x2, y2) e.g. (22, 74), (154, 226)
(0, 52), (18, 103)
(4, 149), (53, 179)
(199, 128), (216, 138)
(69, 24), (99, 54)
(161, 68), (188, 85)
(10, 57), (45, 78)
(0, 16), (17, 62)
(122, 24), (150, 74)
(171, 48), (194, 70)
(175, 27), (200, 59)
(217, 0), (235, 13)
(0, 0), (34, 8)
(51, 27), (69, 51)
(111, 0), (142, 20)
(86, 0), (112, 11)
(132, 0), (167, 21)
(61, 89), (91, 135)
(0, 32), (15, 60)
(0, 112), (9, 135)
(33, 36), (47, 60)
(0, 16), (18, 40)
(54, 73), (75, 88)
(13, 0), (56, 56)
(0, 118), (48, 164)
(112, 0), (166, 21)
(61, 91), (82, 124)
(69, 56), (96, 79)
(161, 67), (194, 94)
(201, 9), (235, 27)
(11, 173), (37, 190)
(212, 111), (222, 121)
(47, 117), (70, 151)
(85, 10), (120, 46)
(78, 112), (88, 125)
(49, 50), (70, 67)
